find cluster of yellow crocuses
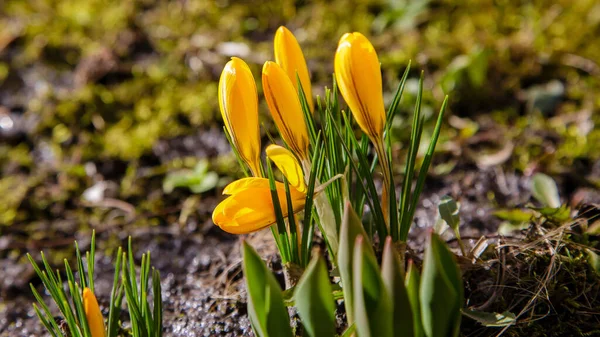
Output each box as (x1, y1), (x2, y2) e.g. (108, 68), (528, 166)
(212, 27), (388, 235)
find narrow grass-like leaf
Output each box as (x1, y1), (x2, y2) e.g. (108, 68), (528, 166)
(301, 136), (323, 265)
(404, 96), (448, 240)
(30, 285), (63, 335)
(340, 324), (356, 337)
(294, 256), (335, 337)
(108, 247), (123, 337)
(399, 72), (424, 240)
(32, 303), (60, 337)
(387, 136), (399, 241)
(283, 176), (299, 264)
(331, 109), (387, 241)
(75, 240), (87, 290)
(153, 268), (163, 337)
(64, 262), (90, 337)
(87, 231), (96, 292)
(297, 74), (318, 147)
(385, 61), (412, 129)
(267, 158), (291, 264)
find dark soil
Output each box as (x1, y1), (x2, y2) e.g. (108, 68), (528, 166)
(3, 157), (598, 336)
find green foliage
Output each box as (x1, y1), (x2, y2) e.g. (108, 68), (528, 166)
(405, 261), (424, 337)
(438, 196), (467, 256)
(353, 236), (393, 337)
(381, 238), (414, 336)
(438, 195), (460, 232)
(531, 173), (561, 208)
(241, 202), (465, 337)
(242, 241), (293, 337)
(28, 232), (163, 337)
(462, 309), (516, 328)
(122, 237), (163, 337)
(162, 160), (219, 194)
(294, 256), (336, 337)
(420, 233), (463, 337)
(337, 200), (372, 324)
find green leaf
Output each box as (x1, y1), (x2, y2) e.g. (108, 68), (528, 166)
(337, 201), (372, 324)
(242, 241), (293, 337)
(163, 160), (219, 194)
(294, 256), (336, 337)
(529, 205), (571, 222)
(353, 236), (393, 337)
(586, 249), (600, 277)
(462, 309), (516, 327)
(531, 173), (561, 208)
(420, 233), (463, 337)
(438, 196), (460, 232)
(406, 261), (424, 337)
(493, 209), (533, 222)
(381, 237), (413, 337)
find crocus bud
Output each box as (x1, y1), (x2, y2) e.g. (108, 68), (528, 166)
(274, 26), (313, 112)
(334, 32), (386, 142)
(219, 57), (262, 176)
(83, 288), (106, 337)
(262, 61), (310, 160)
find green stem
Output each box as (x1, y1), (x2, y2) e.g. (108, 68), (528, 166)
(302, 160), (339, 259)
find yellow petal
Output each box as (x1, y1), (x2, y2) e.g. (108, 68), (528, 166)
(219, 57), (262, 176)
(266, 144), (306, 193)
(274, 26), (314, 113)
(262, 61), (310, 160)
(334, 32), (386, 142)
(222, 177), (270, 195)
(83, 288), (106, 337)
(212, 178), (306, 234)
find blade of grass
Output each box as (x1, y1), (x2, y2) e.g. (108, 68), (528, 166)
(152, 268), (162, 337)
(404, 96), (448, 239)
(108, 247), (124, 337)
(301, 136), (323, 266)
(267, 158), (291, 264)
(283, 176), (299, 265)
(341, 111), (388, 241)
(399, 72), (425, 240)
(385, 61), (412, 129)
(87, 230), (96, 292)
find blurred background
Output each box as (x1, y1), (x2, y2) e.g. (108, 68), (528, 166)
(1, 0), (599, 335)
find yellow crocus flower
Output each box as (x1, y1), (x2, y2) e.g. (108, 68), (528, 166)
(266, 144), (307, 193)
(262, 61), (310, 161)
(212, 177), (306, 234)
(334, 32), (391, 226)
(334, 32), (386, 143)
(274, 26), (314, 112)
(219, 57), (262, 176)
(83, 287), (106, 337)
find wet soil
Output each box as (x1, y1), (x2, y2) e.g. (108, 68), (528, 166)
(2, 155), (598, 336)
